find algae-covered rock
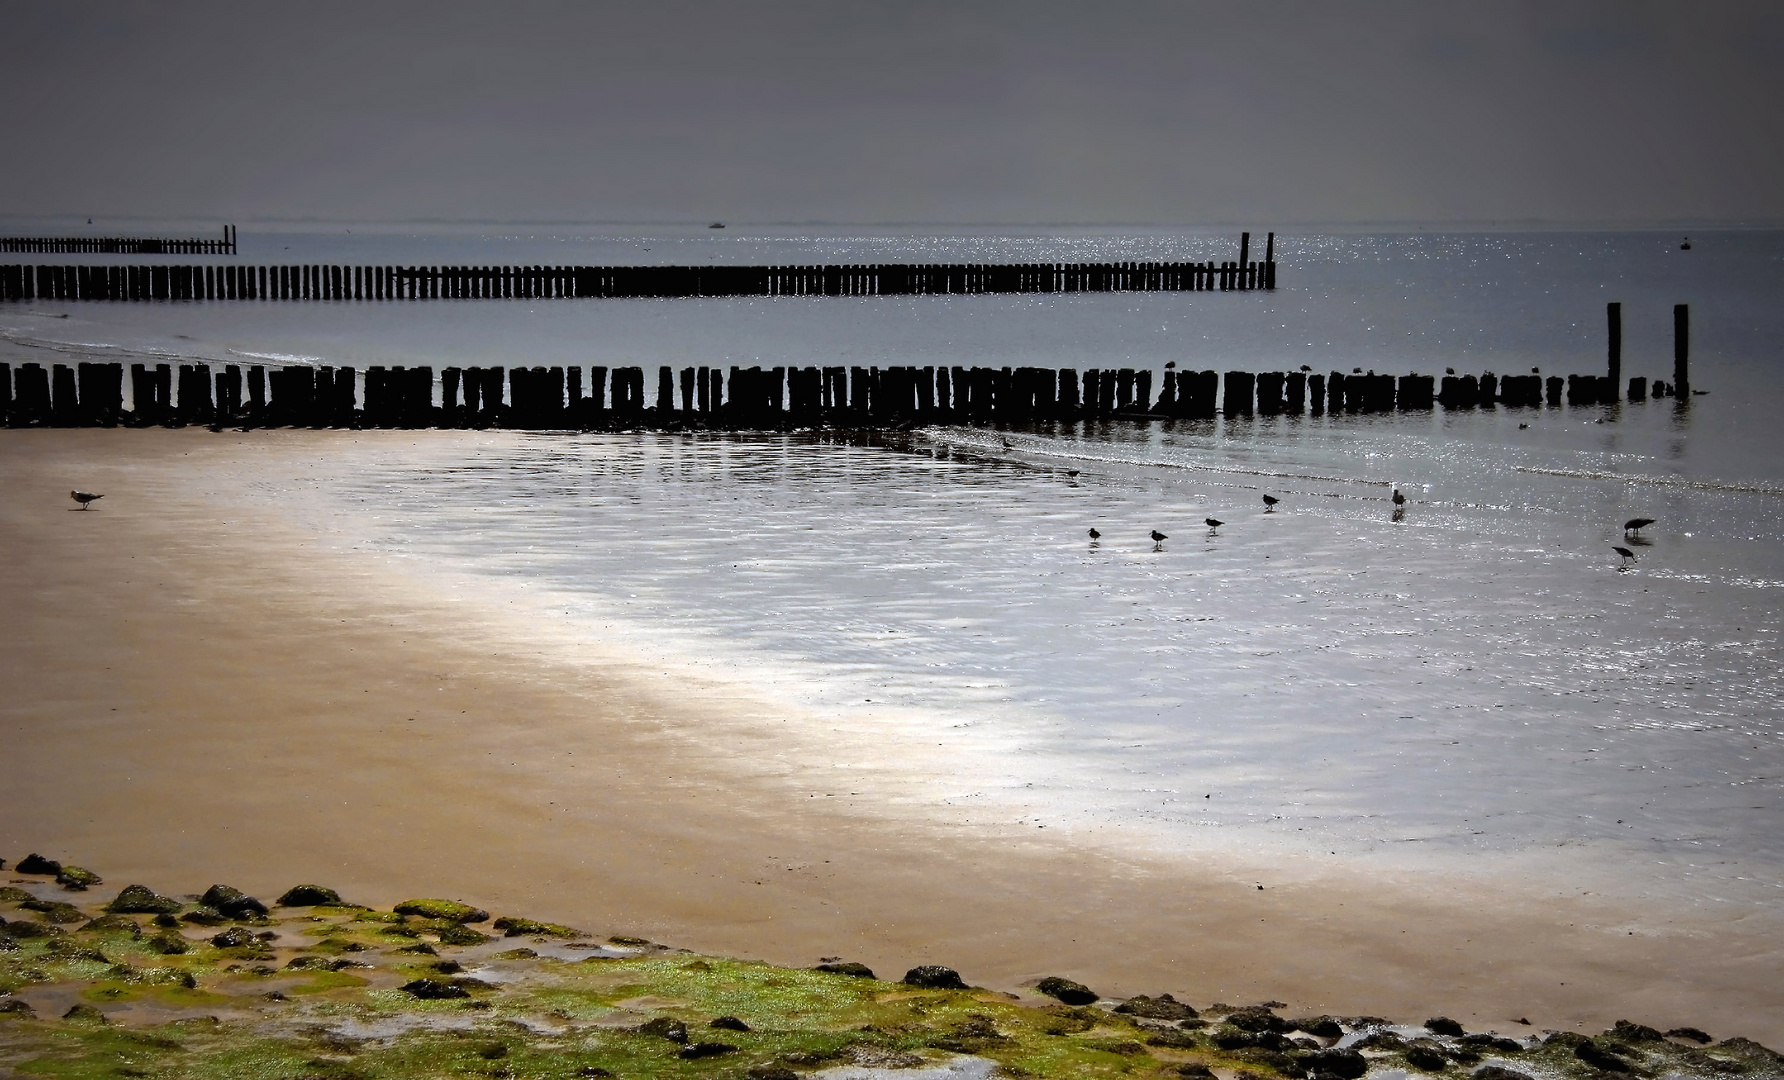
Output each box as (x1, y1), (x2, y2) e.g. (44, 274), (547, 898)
(41, 939), (109, 962)
(105, 884), (182, 914)
(1668, 1028), (1713, 1044)
(494, 948), (538, 960)
(200, 884), (269, 919)
(0, 887), (32, 904)
(491, 915), (580, 938)
(813, 961), (875, 979)
(436, 923), (491, 946)
(1473, 1067), (1535, 1080)
(0, 936), (18, 952)
(1427, 1016), (1467, 1037)
(1145, 1030), (1201, 1050)
(16, 854), (63, 876)
(1224, 1005), (1294, 1033)
(399, 978), (468, 999)
(1609, 1020), (1665, 1043)
(1293, 1015), (1345, 1039)
(393, 898), (489, 923)
(180, 906), (229, 927)
(679, 1042), (737, 1059)
(20, 899), (86, 923)
(710, 1016), (751, 1032)
(746, 1067), (797, 1080)
(1459, 1032), (1524, 1053)
(55, 866), (101, 890)
(639, 1016), (690, 1043)
(78, 915), (142, 937)
(608, 935), (654, 947)
(276, 884), (342, 907)
(901, 964), (967, 989)
(1115, 992), (1198, 1020)
(3, 919), (65, 939)
(1037, 1004), (1101, 1035)
(61, 1003), (109, 1024)
(147, 930), (190, 955)
(1303, 1047), (1369, 1079)
(0, 998), (36, 1019)
(1035, 976), (1099, 1005)
(1575, 1040), (1634, 1072)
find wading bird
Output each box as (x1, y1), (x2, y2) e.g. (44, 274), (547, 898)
(1613, 545), (1637, 566)
(1623, 518), (1655, 535)
(1150, 530), (1168, 543)
(1087, 528), (1100, 540)
(70, 490), (103, 510)
(1205, 518), (1224, 533)
(1392, 489), (1406, 506)
(1262, 495), (1279, 511)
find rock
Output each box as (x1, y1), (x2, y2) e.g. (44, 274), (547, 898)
(491, 915), (580, 938)
(1473, 1067), (1535, 1080)
(1717, 1038), (1784, 1065)
(813, 961), (875, 979)
(1225, 1006), (1294, 1033)
(1293, 1016), (1345, 1039)
(0, 999), (37, 1019)
(1232, 1047), (1300, 1075)
(16, 854), (62, 876)
(436, 924), (491, 946)
(1037, 1005), (1101, 1035)
(1175, 1066), (1216, 1079)
(180, 907), (229, 927)
(200, 885), (268, 919)
(1303, 1048), (1369, 1079)
(285, 956), (336, 970)
(1115, 993), (1199, 1019)
(1427, 1016), (1467, 1037)
(476, 1042), (508, 1060)
(900, 965), (967, 990)
(0, 887), (33, 903)
(147, 931), (190, 955)
(639, 1016), (689, 1043)
(1035, 976), (1099, 1005)
(1575, 1041), (1633, 1072)
(3, 920), (65, 939)
(79, 915), (142, 937)
(1145, 1030), (1201, 1050)
(1459, 1033), (1524, 1053)
(1544, 1032), (1589, 1049)
(710, 1016), (751, 1032)
(276, 885), (343, 907)
(608, 935), (654, 947)
(20, 899), (85, 923)
(427, 960), (464, 975)
(494, 948), (538, 960)
(105, 885), (182, 915)
(679, 1043), (737, 1059)
(399, 978), (469, 999)
(209, 927), (259, 949)
(61, 1004), (109, 1024)
(55, 866), (102, 891)
(393, 943), (439, 955)
(42, 939), (109, 962)
(1668, 1028), (1713, 1044)
(0, 936), (15, 952)
(1405, 1045), (1448, 1071)
(393, 899), (489, 923)
(746, 1066), (797, 1080)
(152, 913), (179, 928)
(1609, 1020), (1664, 1043)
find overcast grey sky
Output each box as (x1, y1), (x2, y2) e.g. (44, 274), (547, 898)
(3, 1), (1780, 226)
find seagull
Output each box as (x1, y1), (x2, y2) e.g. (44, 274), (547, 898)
(1150, 530), (1168, 542)
(1623, 518), (1655, 534)
(1088, 528), (1101, 540)
(1613, 545), (1637, 566)
(1205, 518), (1223, 533)
(70, 490), (103, 510)
(1391, 489), (1406, 506)
(1262, 495), (1279, 511)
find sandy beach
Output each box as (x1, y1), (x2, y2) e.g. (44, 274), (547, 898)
(2, 428), (1780, 1045)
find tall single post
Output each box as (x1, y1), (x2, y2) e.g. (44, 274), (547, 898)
(1673, 304), (1690, 397)
(1607, 302), (1622, 400)
(1239, 232), (1251, 291)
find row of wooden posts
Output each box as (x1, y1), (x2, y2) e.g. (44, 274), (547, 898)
(0, 234), (1276, 301)
(0, 359), (1685, 430)
(0, 226), (236, 256)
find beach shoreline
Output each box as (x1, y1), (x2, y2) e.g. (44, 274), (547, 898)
(2, 429), (1780, 1045)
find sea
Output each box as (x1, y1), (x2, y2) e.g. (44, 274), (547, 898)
(4, 222), (1781, 913)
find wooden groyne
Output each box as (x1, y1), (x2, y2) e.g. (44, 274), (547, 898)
(0, 234), (1276, 301)
(0, 225), (235, 256)
(0, 358), (1688, 431)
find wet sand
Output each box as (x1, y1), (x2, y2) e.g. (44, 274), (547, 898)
(2, 429), (1779, 1044)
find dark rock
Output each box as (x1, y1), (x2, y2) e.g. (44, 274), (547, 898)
(1668, 1028), (1713, 1044)
(477, 1042), (508, 1060)
(1575, 1041), (1633, 1072)
(1233, 1047), (1303, 1076)
(608, 935), (653, 947)
(436, 924), (491, 946)
(200, 885), (268, 919)
(180, 907), (229, 927)
(639, 1016), (689, 1043)
(0, 886), (32, 903)
(1226, 1006), (1295, 1033)
(147, 931), (190, 955)
(1717, 1038), (1784, 1065)
(745, 1066), (797, 1080)
(399, 978), (469, 999)
(1036, 976), (1099, 1005)
(491, 915), (579, 938)
(153, 913), (179, 928)
(710, 1016), (751, 1032)
(1303, 1048), (1368, 1079)
(447, 977), (496, 992)
(3, 919), (65, 938)
(394, 943), (439, 955)
(814, 961), (875, 979)
(1609, 1021), (1664, 1043)
(20, 899), (85, 923)
(263, 991), (288, 1001)
(1459, 1033), (1524, 1053)
(1428, 1016), (1467, 1037)
(1214, 1029), (1260, 1050)
(276, 885), (343, 907)
(1473, 1067), (1535, 1080)
(1293, 1016), (1345, 1039)
(61, 1004), (109, 1024)
(42, 939), (109, 962)
(55, 866), (102, 890)
(1405, 1045), (1448, 1071)
(0, 998), (37, 1018)
(78, 915), (141, 937)
(1115, 993), (1199, 1020)
(1175, 1066), (1215, 1079)
(1146, 1030), (1201, 1050)
(0, 936), (15, 952)
(1544, 1032), (1590, 1049)
(393, 899), (489, 923)
(16, 854), (63, 876)
(105, 884), (182, 915)
(285, 956), (336, 970)
(493, 948), (538, 960)
(679, 1043), (737, 1059)
(1447, 1046), (1482, 1064)
(209, 927), (258, 949)
(901, 965), (967, 989)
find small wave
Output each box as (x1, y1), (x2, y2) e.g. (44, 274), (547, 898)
(925, 428), (1390, 487)
(0, 327), (219, 365)
(228, 349), (327, 365)
(1515, 465), (1784, 498)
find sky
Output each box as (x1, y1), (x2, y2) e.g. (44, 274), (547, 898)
(2, 0), (1781, 227)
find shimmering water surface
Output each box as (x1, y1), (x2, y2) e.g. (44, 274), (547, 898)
(4, 225), (1781, 905)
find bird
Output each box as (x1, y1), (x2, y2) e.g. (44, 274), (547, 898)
(1391, 489), (1406, 506)
(1001, 437), (1013, 450)
(1087, 528), (1101, 540)
(1205, 518), (1224, 533)
(1519, 423), (1528, 429)
(1613, 545), (1637, 565)
(1066, 469), (1080, 478)
(1150, 530), (1168, 542)
(1262, 495), (1279, 511)
(1623, 518), (1655, 534)
(70, 490), (103, 510)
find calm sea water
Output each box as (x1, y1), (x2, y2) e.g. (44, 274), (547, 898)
(5, 224), (1781, 908)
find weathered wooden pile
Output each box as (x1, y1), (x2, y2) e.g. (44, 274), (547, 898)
(0, 225), (236, 256)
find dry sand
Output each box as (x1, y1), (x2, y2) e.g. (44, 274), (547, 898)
(2, 429), (1780, 1044)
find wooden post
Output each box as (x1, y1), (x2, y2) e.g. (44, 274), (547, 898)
(1308, 373), (1325, 415)
(1222, 371), (1255, 416)
(658, 366), (675, 413)
(1673, 304), (1690, 396)
(1606, 302), (1622, 399)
